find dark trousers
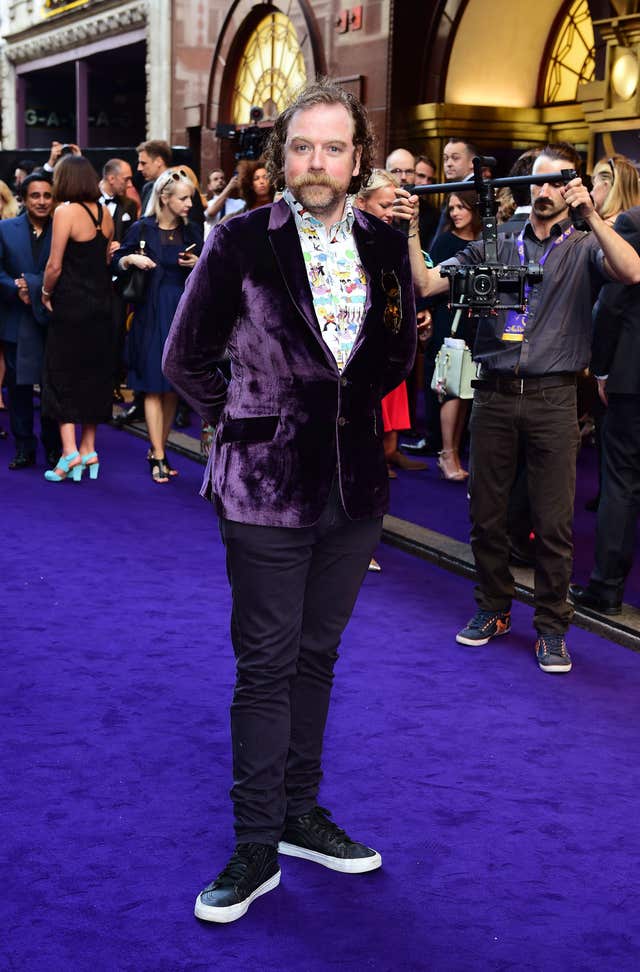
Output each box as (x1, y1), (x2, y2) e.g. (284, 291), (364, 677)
(590, 393), (640, 599)
(219, 483), (382, 845)
(4, 342), (60, 457)
(469, 383), (580, 634)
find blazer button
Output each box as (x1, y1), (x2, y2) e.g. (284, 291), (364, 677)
(337, 416), (347, 426)
(340, 377), (349, 387)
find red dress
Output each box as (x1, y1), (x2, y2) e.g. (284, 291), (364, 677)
(381, 381), (410, 432)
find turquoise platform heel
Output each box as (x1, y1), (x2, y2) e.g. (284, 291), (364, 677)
(44, 451), (81, 483)
(81, 451), (100, 480)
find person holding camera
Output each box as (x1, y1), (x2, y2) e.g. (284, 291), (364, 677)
(113, 168), (202, 483)
(43, 141), (82, 174)
(408, 142), (640, 674)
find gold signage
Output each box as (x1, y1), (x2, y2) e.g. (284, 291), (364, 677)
(42, 0), (91, 19)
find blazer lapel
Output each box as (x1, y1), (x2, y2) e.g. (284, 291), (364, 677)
(36, 220), (52, 272)
(347, 209), (379, 361)
(268, 199), (337, 370)
(15, 214), (51, 272)
(16, 214), (34, 269)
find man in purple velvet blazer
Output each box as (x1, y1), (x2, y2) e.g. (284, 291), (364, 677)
(163, 80), (416, 924)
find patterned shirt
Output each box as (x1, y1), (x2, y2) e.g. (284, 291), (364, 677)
(284, 188), (368, 371)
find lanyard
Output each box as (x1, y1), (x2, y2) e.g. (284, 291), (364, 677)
(501, 224), (575, 342)
(516, 224), (575, 318)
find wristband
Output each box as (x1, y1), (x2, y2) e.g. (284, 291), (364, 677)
(41, 287), (51, 296)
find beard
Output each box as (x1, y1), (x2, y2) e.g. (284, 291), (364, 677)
(532, 196), (568, 221)
(288, 173), (347, 215)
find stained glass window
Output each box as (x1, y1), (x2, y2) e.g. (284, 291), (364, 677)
(543, 0), (595, 104)
(231, 12), (307, 125)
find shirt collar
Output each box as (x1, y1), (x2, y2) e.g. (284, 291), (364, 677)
(523, 215), (573, 243)
(283, 187), (356, 237)
(28, 215), (51, 236)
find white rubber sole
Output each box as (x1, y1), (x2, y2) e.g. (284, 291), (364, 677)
(538, 660), (572, 674)
(194, 869), (281, 923)
(278, 841), (382, 873)
(456, 625), (511, 646)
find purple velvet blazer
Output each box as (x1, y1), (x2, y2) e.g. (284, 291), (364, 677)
(162, 198), (416, 527)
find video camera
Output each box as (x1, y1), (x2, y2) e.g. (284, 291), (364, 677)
(215, 106), (271, 161)
(411, 157), (579, 314)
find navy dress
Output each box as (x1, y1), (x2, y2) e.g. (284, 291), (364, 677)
(114, 217), (202, 393)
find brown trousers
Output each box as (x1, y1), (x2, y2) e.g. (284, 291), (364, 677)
(469, 382), (580, 634)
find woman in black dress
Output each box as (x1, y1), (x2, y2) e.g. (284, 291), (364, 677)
(426, 191), (481, 481)
(41, 156), (114, 482)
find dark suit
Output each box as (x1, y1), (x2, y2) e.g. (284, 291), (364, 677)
(0, 213), (60, 457)
(163, 198), (416, 842)
(102, 194), (138, 384)
(106, 194), (137, 243)
(587, 206), (640, 600)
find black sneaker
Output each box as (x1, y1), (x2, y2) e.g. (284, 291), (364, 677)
(279, 806), (381, 873)
(456, 609), (511, 646)
(535, 634), (572, 674)
(194, 843), (280, 923)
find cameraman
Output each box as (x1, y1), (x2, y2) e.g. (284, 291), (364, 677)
(406, 143), (640, 675)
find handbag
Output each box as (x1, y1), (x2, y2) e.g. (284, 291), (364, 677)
(116, 224), (149, 304)
(431, 309), (476, 401)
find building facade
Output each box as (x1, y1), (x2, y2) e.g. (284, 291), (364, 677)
(1, 0), (639, 176)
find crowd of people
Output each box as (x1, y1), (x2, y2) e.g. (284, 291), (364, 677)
(0, 139), (280, 482)
(2, 79), (640, 926)
(1, 126), (639, 631)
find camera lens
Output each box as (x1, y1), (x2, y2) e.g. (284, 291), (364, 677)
(472, 273), (492, 297)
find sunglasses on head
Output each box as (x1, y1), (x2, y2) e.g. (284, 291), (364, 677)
(159, 168), (189, 190)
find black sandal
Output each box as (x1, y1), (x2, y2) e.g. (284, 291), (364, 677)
(161, 455), (178, 477)
(147, 454), (169, 483)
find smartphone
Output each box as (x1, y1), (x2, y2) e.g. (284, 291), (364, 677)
(179, 243), (197, 260)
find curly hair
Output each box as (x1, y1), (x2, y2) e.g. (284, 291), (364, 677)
(236, 159), (274, 209)
(263, 78), (376, 195)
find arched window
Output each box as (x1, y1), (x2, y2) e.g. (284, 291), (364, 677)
(542, 0), (595, 104)
(231, 12), (307, 125)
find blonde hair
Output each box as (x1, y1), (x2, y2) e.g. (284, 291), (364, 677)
(356, 168), (399, 201)
(593, 155), (640, 222)
(146, 168), (195, 221)
(0, 179), (19, 219)
(178, 164), (207, 209)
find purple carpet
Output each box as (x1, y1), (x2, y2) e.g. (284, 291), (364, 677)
(2, 425), (639, 970)
(391, 440), (640, 609)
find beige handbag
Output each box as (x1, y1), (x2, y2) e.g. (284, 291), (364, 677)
(431, 310), (476, 401)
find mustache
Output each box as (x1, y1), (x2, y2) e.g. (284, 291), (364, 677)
(289, 173), (343, 193)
